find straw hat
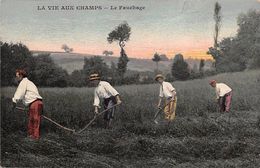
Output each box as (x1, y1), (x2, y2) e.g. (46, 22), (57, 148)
(89, 73), (100, 81)
(155, 74), (164, 81)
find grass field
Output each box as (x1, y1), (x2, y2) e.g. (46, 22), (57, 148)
(1, 70), (260, 167)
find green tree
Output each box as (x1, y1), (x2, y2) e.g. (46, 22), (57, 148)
(83, 56), (110, 84)
(107, 22), (131, 78)
(213, 2), (222, 48)
(208, 2), (222, 70)
(32, 54), (68, 87)
(110, 61), (117, 73)
(0, 42), (70, 87)
(68, 70), (85, 87)
(208, 10), (260, 72)
(117, 49), (129, 78)
(152, 52), (161, 72)
(103, 50), (114, 56)
(1, 42), (35, 86)
(199, 59), (205, 72)
(171, 54), (190, 80)
(173, 53), (184, 63)
(110, 61), (117, 77)
(61, 44), (73, 53)
(237, 10), (260, 69)
(109, 61), (119, 85)
(159, 54), (169, 61)
(192, 63), (199, 73)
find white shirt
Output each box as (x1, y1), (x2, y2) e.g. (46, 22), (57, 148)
(12, 78), (42, 106)
(215, 83), (232, 99)
(159, 81), (176, 98)
(94, 81), (119, 106)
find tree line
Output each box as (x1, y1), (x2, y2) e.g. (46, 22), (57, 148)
(1, 42), (68, 87)
(0, 41), (210, 87)
(208, 4), (260, 72)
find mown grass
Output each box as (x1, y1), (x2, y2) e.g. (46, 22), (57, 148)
(1, 70), (260, 167)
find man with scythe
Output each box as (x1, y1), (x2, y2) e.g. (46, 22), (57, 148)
(209, 80), (232, 112)
(154, 74), (177, 124)
(89, 73), (122, 128)
(12, 69), (43, 140)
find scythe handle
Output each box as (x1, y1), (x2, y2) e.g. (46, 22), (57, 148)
(15, 106), (75, 133)
(76, 103), (121, 134)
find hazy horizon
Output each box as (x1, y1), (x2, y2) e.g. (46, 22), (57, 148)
(31, 49), (215, 61)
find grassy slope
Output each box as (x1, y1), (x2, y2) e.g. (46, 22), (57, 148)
(1, 70), (260, 167)
(49, 52), (172, 73)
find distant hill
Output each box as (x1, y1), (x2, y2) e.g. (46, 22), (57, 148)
(32, 51), (213, 74)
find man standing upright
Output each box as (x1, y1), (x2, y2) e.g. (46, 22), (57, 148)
(209, 80), (232, 112)
(12, 69), (43, 140)
(155, 74), (177, 123)
(89, 73), (122, 128)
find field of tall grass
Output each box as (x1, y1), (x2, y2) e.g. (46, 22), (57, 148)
(1, 70), (260, 167)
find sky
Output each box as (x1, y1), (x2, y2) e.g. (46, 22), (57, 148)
(1, 0), (260, 59)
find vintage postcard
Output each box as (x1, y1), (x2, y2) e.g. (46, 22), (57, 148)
(1, 0), (260, 167)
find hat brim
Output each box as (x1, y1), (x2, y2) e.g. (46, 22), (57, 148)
(155, 76), (164, 81)
(89, 77), (100, 81)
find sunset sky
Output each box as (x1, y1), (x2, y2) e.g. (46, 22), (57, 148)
(1, 0), (260, 59)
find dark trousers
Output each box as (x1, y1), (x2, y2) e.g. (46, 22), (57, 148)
(103, 97), (116, 121)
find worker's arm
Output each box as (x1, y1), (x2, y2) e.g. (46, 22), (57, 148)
(216, 87), (220, 100)
(167, 83), (176, 101)
(158, 85), (163, 108)
(115, 95), (122, 104)
(157, 97), (163, 109)
(94, 106), (99, 114)
(93, 90), (100, 114)
(171, 89), (177, 101)
(12, 79), (27, 103)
